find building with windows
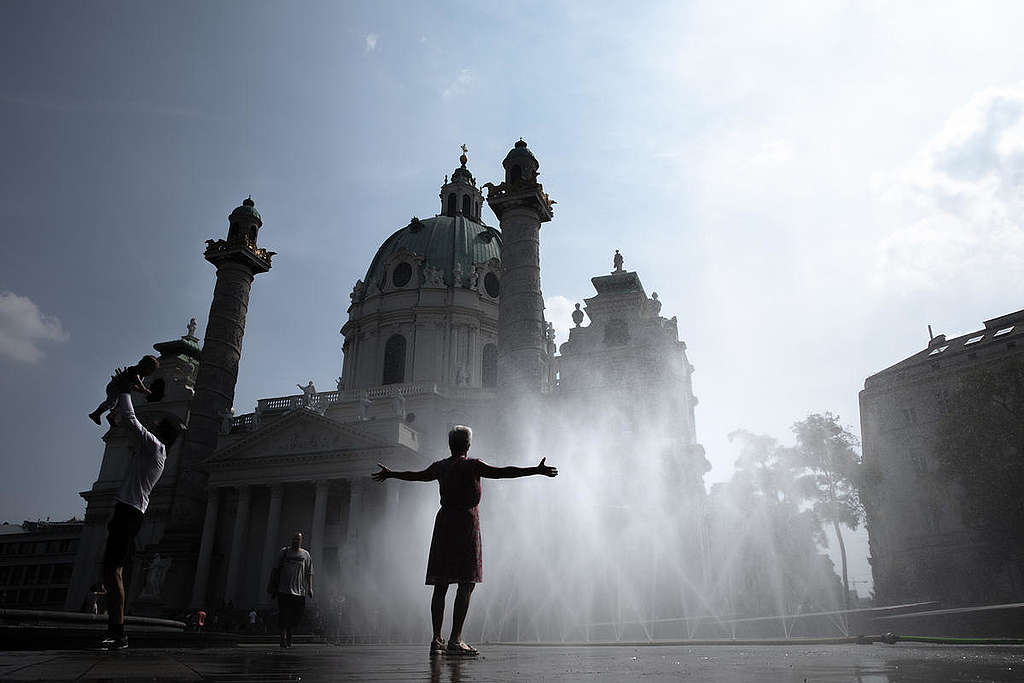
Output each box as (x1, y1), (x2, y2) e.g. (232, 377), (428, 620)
(67, 142), (707, 638)
(0, 519), (83, 610)
(860, 308), (1024, 606)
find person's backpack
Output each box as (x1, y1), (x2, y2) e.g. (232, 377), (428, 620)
(266, 548), (286, 596)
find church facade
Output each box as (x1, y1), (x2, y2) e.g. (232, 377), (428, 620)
(67, 142), (707, 638)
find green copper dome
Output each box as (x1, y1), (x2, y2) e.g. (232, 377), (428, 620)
(364, 215), (501, 290)
(229, 196), (262, 226)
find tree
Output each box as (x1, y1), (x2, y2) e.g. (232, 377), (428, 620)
(789, 413), (864, 612)
(933, 358), (1024, 571)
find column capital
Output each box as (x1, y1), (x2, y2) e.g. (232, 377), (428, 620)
(206, 486), (222, 499)
(237, 483), (251, 495)
(269, 482), (284, 497)
(314, 479), (330, 492)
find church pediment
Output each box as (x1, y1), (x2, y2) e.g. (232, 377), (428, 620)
(206, 409), (394, 466)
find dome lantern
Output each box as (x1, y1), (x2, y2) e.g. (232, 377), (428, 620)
(439, 144), (484, 220)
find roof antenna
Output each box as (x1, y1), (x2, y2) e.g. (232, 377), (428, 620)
(928, 324), (934, 341)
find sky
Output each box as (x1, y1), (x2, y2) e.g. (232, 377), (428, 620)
(3, 1), (1024, 596)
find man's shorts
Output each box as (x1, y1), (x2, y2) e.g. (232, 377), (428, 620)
(103, 502), (144, 569)
(278, 594), (306, 629)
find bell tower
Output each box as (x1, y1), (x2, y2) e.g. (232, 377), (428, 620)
(486, 139), (555, 395)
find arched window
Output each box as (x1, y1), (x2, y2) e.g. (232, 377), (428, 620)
(382, 334), (406, 385)
(509, 165), (522, 183)
(446, 193), (457, 217)
(482, 344), (498, 388)
(462, 195), (471, 216)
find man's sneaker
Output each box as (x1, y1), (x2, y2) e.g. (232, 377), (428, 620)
(101, 634), (128, 650)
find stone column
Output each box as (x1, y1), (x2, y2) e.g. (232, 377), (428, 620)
(223, 484), (251, 605)
(189, 487), (221, 607)
(258, 484), (284, 606)
(310, 480), (329, 595)
(346, 478), (366, 548)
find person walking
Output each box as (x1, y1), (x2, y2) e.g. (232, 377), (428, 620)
(373, 425), (557, 656)
(268, 532), (313, 648)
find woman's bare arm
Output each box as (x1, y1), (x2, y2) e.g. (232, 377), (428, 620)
(477, 457), (558, 479)
(372, 463), (434, 483)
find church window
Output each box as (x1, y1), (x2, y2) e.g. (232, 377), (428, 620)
(484, 272), (500, 298)
(392, 262), (412, 288)
(510, 165), (522, 183)
(462, 195), (471, 216)
(382, 334), (406, 385)
(446, 193), (457, 217)
(482, 344), (498, 388)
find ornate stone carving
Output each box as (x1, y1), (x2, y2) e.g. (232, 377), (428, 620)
(350, 279), (366, 303)
(139, 553), (172, 599)
(452, 262), (465, 288)
(613, 249), (624, 273)
(422, 266), (446, 288)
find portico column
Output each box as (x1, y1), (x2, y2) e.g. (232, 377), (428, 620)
(347, 478), (366, 547)
(258, 483), (284, 606)
(310, 480), (329, 595)
(190, 487), (221, 607)
(224, 484), (251, 605)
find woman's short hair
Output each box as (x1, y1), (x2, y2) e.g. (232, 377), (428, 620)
(448, 425), (472, 452)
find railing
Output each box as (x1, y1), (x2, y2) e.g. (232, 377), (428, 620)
(232, 382), (448, 430)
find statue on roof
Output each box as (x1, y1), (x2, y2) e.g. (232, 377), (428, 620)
(650, 292), (662, 316)
(186, 317), (197, 339)
(572, 303), (585, 328)
(298, 381), (316, 407)
(613, 249), (623, 272)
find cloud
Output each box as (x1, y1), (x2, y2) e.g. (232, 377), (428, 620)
(872, 83), (1024, 293)
(0, 292), (70, 364)
(544, 295), (576, 347)
(365, 33), (378, 52)
(442, 68), (473, 99)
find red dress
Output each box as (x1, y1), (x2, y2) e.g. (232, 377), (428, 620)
(425, 456), (483, 585)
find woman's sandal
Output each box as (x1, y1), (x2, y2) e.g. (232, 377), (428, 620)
(446, 640), (479, 656)
(430, 637), (446, 657)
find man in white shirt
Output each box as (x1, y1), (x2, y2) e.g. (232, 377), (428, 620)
(270, 532), (313, 648)
(100, 391), (181, 650)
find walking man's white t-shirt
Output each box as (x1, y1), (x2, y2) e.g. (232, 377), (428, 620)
(114, 394), (166, 514)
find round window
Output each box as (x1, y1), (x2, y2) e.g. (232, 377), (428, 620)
(484, 272), (500, 298)
(392, 262), (413, 288)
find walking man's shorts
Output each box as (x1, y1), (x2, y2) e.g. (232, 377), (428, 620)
(103, 502), (143, 569)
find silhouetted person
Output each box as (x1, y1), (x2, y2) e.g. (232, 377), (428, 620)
(89, 355), (159, 426)
(373, 425), (557, 656)
(99, 388), (181, 649)
(270, 532), (313, 648)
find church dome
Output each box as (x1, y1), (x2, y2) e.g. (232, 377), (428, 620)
(229, 196), (262, 226)
(363, 215), (501, 291)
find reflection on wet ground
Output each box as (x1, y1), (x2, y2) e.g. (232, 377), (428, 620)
(0, 644), (1022, 681)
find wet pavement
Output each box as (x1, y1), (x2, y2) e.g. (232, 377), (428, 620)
(0, 643), (1022, 681)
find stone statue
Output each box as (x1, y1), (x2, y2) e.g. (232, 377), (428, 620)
(350, 279), (365, 303)
(544, 321), (556, 344)
(391, 392), (406, 419)
(613, 249), (624, 272)
(468, 268), (480, 291)
(452, 262), (465, 287)
(336, 376), (344, 392)
(650, 292), (662, 316)
(423, 266), (445, 288)
(358, 392), (372, 421)
(298, 381), (317, 407)
(252, 403), (263, 430)
(187, 317), (197, 338)
(572, 303), (584, 328)
(220, 407), (234, 435)
(140, 553), (172, 599)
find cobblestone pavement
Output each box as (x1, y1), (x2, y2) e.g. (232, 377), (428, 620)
(0, 643), (1022, 681)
